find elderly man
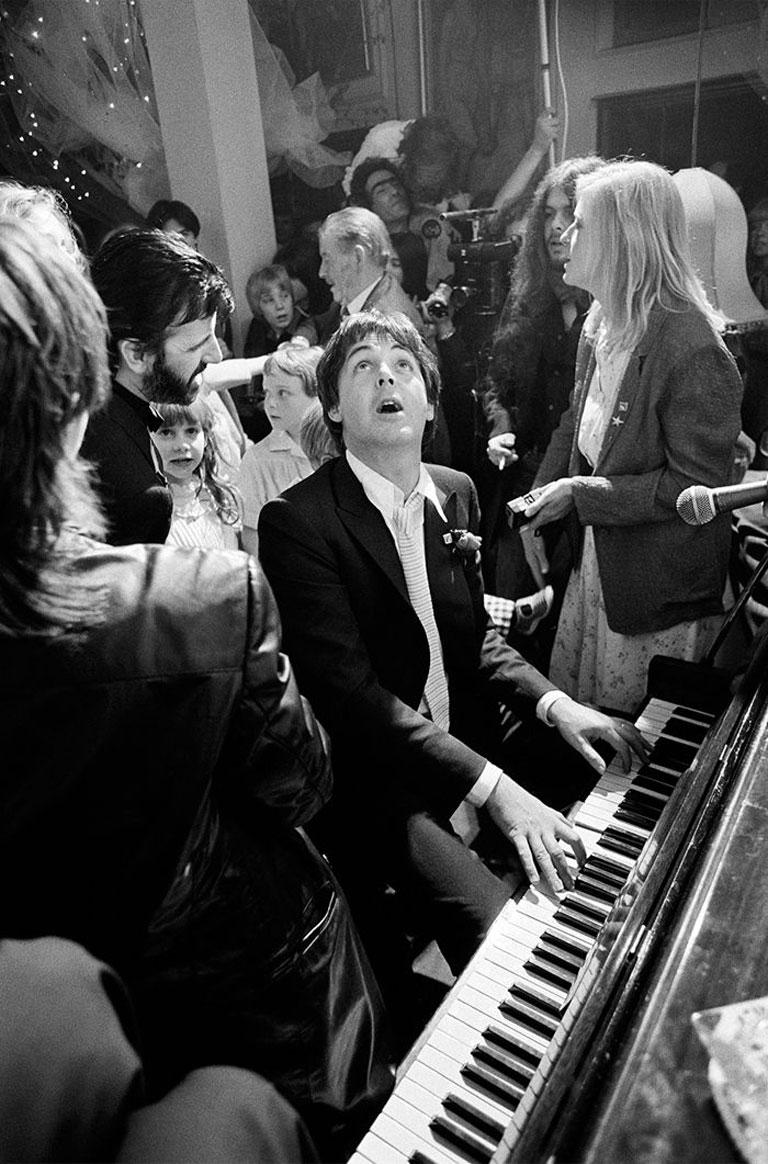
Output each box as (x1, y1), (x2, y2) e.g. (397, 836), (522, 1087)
(259, 311), (646, 987)
(314, 206), (424, 344)
(81, 228), (231, 545)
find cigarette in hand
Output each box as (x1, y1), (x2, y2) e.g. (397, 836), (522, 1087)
(498, 455), (507, 471)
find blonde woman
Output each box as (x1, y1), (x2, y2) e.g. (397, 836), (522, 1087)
(522, 160), (743, 713)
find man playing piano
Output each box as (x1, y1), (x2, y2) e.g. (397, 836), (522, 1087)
(259, 311), (646, 986)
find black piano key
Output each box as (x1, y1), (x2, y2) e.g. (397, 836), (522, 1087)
(524, 953), (575, 991)
(637, 761), (678, 784)
(499, 997), (559, 1039)
(539, 927), (592, 961)
(562, 890), (612, 921)
(633, 770), (675, 795)
(669, 704), (713, 725)
(614, 804), (659, 829)
(553, 905), (603, 937)
(575, 871), (618, 903)
(483, 1022), (541, 1067)
(624, 788), (666, 813)
(663, 715), (710, 743)
(472, 1043), (531, 1091)
(534, 940), (584, 975)
(461, 1061), (523, 1110)
(409, 1152), (442, 1164)
(510, 980), (566, 1018)
(602, 826), (646, 854)
(650, 738), (697, 770)
(584, 854), (629, 886)
(443, 1093), (505, 1144)
(429, 1114), (494, 1163)
(605, 817), (651, 841)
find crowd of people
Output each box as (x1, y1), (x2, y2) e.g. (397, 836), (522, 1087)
(0, 102), (759, 1160)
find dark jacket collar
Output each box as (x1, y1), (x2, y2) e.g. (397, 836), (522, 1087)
(112, 380), (163, 432)
(328, 455), (459, 604)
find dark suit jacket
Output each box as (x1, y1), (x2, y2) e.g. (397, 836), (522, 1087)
(314, 273), (425, 345)
(80, 386), (172, 545)
(535, 306), (743, 635)
(258, 457), (554, 821)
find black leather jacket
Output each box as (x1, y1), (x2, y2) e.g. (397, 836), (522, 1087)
(0, 541), (331, 975)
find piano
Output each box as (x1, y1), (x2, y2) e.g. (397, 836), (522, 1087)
(351, 631), (768, 1163)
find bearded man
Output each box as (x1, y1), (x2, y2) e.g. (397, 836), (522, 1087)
(82, 228), (232, 544)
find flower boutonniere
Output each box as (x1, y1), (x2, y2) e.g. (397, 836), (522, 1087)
(442, 528), (482, 561)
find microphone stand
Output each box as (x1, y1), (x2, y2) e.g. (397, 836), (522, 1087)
(703, 540), (768, 665)
(646, 532), (768, 714)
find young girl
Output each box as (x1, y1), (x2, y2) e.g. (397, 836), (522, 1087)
(152, 397), (242, 551)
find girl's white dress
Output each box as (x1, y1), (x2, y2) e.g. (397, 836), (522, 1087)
(167, 479), (240, 551)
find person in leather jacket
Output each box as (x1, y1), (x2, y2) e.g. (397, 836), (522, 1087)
(0, 217), (391, 1160)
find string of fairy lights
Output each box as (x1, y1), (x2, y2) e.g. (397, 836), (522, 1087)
(0, 0), (155, 215)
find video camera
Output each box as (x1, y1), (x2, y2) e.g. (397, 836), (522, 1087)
(439, 207), (517, 318)
(424, 207), (518, 366)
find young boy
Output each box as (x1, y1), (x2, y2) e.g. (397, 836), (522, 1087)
(240, 346), (324, 555)
(234, 264), (318, 442)
(243, 263), (317, 357)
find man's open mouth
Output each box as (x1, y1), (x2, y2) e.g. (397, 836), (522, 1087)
(377, 399), (403, 414)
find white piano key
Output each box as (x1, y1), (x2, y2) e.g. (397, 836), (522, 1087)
(354, 695), (718, 1164)
(378, 1094), (463, 1164)
(412, 1043), (512, 1125)
(353, 1128), (409, 1164)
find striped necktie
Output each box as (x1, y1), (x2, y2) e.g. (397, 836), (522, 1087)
(393, 492), (451, 731)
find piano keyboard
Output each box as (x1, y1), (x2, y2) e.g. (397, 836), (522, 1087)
(351, 697), (715, 1164)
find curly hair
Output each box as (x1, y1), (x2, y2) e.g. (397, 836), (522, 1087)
(0, 218), (110, 633)
(485, 156), (605, 405)
(153, 398), (241, 527)
(0, 180), (86, 271)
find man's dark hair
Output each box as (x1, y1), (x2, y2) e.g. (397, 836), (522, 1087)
(145, 199), (201, 238)
(317, 310), (440, 445)
(90, 229), (233, 374)
(348, 157), (407, 210)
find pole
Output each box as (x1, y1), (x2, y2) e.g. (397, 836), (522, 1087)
(537, 0), (556, 167)
(691, 0), (708, 166)
(417, 0), (429, 117)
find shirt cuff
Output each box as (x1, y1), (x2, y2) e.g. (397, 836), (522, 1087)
(467, 762), (504, 808)
(536, 689), (571, 727)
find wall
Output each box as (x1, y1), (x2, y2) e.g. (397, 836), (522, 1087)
(550, 0), (761, 158)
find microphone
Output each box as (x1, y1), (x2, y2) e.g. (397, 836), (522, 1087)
(676, 477), (768, 525)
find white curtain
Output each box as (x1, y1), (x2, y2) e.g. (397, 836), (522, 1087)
(5, 0), (347, 215)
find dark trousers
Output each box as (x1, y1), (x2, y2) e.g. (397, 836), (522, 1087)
(311, 713), (598, 1016)
(0, 936), (319, 1163)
